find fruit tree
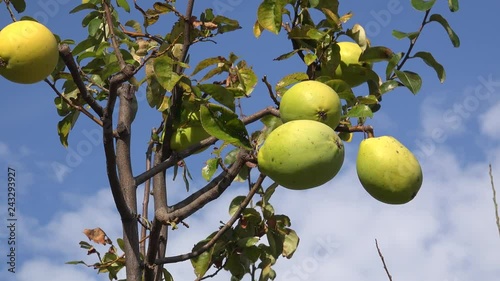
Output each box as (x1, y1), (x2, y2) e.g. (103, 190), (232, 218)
(0, 0), (460, 280)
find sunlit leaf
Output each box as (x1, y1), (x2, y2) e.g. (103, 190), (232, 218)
(385, 52), (403, 80)
(411, 0), (436, 11)
(197, 84), (235, 111)
(116, 0), (130, 12)
(275, 72), (309, 97)
(304, 53), (317, 66)
(257, 0), (286, 34)
(448, 0), (459, 12)
(380, 80), (400, 94)
(346, 104), (373, 118)
(154, 56), (181, 92)
(202, 158), (219, 181)
(57, 111), (80, 147)
(392, 30), (420, 40)
(394, 70), (422, 94)
(229, 196), (246, 216)
(253, 20), (264, 38)
(323, 79), (356, 106)
(190, 242), (213, 278)
(359, 46), (394, 62)
(282, 228), (300, 258)
(200, 103), (251, 149)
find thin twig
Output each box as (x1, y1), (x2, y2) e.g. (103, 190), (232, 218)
(155, 173), (266, 264)
(140, 139), (154, 256)
(103, 1), (126, 69)
(3, 0), (17, 21)
(262, 76), (280, 107)
(44, 79), (103, 127)
(391, 9), (432, 78)
(375, 239), (393, 281)
(489, 164), (500, 237)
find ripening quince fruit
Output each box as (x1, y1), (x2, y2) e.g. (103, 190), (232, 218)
(279, 80), (342, 130)
(258, 120), (345, 190)
(356, 136), (423, 204)
(0, 20), (59, 84)
(332, 41), (369, 87)
(170, 110), (210, 153)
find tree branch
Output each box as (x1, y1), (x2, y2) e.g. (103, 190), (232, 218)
(59, 44), (104, 117)
(375, 239), (393, 281)
(156, 149), (249, 225)
(116, 83), (142, 281)
(155, 172), (265, 264)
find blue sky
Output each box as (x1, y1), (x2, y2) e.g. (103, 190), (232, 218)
(1, 1), (500, 280)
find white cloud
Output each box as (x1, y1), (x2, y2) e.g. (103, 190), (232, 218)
(17, 259), (100, 281)
(479, 100), (500, 140)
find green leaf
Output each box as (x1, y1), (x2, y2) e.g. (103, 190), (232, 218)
(412, 51), (446, 83)
(73, 37), (99, 56)
(225, 253), (246, 279)
(273, 48), (307, 61)
(88, 17), (102, 37)
(275, 72), (309, 97)
(10, 0), (26, 13)
(190, 242), (214, 278)
(200, 103), (251, 149)
(234, 65), (258, 96)
(392, 30), (420, 40)
(385, 52), (403, 80)
(380, 80), (400, 94)
(266, 230), (284, 259)
(162, 269), (174, 281)
(70, 3), (97, 14)
(57, 111), (80, 147)
(359, 46), (394, 62)
(54, 96), (71, 117)
(357, 95), (379, 105)
(448, 0), (459, 12)
(394, 70), (422, 94)
(116, 0), (130, 12)
(257, 0), (286, 34)
(411, 0), (436, 11)
(202, 158), (219, 181)
(346, 104), (373, 118)
(229, 196), (246, 216)
(304, 53), (317, 66)
(65, 260), (86, 265)
(237, 237), (260, 248)
(197, 84), (235, 111)
(117, 238), (125, 252)
(324, 79), (356, 106)
(321, 8), (340, 27)
(282, 229), (300, 258)
(429, 14), (460, 47)
(153, 56), (182, 92)
(191, 56), (224, 76)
